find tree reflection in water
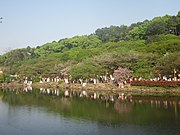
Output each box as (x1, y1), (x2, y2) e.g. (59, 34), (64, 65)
(0, 87), (180, 125)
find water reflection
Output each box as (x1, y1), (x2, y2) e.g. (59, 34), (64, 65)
(0, 88), (180, 135)
(2, 88), (180, 106)
(1, 88), (180, 123)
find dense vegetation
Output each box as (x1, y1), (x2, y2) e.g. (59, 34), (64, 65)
(0, 11), (180, 82)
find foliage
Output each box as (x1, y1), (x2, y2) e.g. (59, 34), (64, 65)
(95, 25), (129, 42)
(0, 11), (180, 80)
(34, 35), (102, 57)
(70, 62), (105, 80)
(155, 52), (180, 76)
(128, 21), (150, 40)
(145, 17), (169, 37)
(0, 74), (3, 83)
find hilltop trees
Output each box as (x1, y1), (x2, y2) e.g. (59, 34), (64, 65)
(95, 11), (180, 41)
(95, 25), (129, 42)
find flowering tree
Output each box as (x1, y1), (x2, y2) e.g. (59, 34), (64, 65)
(113, 67), (132, 82)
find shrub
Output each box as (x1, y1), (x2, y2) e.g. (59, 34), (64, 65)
(130, 80), (180, 87)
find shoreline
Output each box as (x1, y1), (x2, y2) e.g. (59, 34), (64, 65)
(1, 82), (180, 96)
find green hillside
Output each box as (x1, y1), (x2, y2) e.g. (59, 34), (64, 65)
(0, 11), (180, 82)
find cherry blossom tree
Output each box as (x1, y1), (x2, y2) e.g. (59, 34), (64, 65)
(113, 67), (132, 82)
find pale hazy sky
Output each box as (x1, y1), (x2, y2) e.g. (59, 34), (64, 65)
(0, 0), (180, 54)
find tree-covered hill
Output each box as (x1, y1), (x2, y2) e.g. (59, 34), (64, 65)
(0, 11), (180, 81)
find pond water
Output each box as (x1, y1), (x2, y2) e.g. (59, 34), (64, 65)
(0, 88), (180, 135)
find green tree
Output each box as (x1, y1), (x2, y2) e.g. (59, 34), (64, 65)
(95, 25), (129, 42)
(70, 62), (104, 80)
(146, 17), (169, 37)
(128, 21), (150, 40)
(155, 52), (180, 76)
